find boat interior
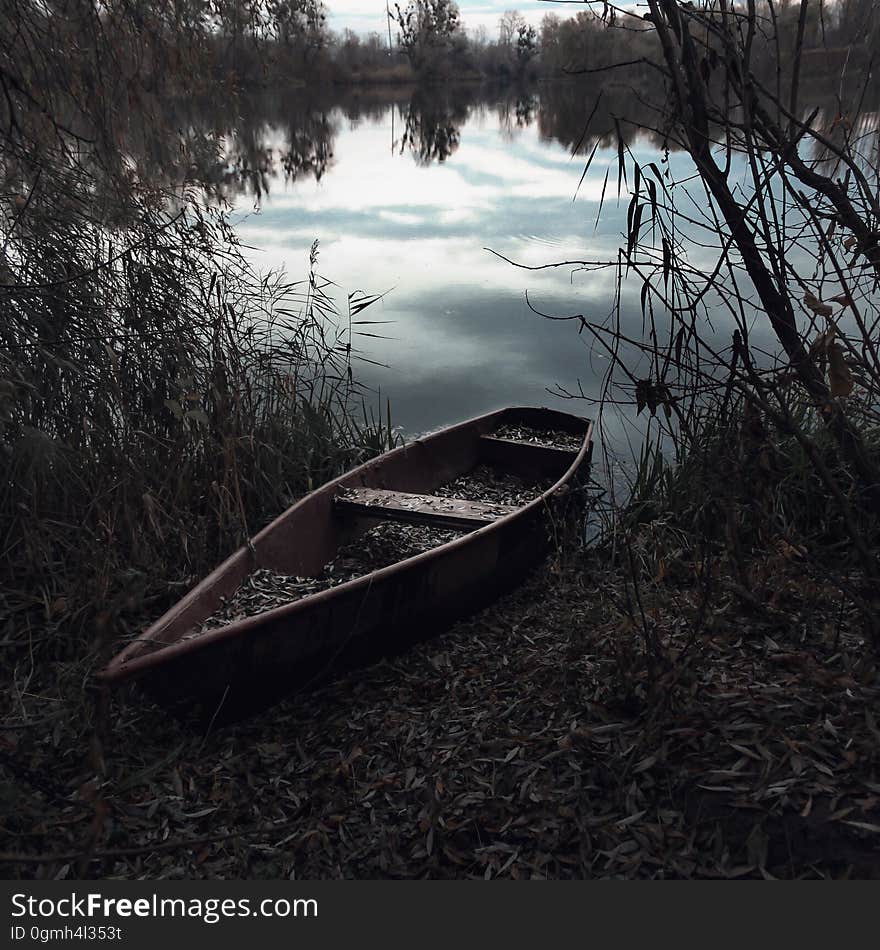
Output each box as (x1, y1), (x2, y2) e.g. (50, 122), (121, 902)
(108, 408), (591, 667)
(256, 406), (591, 578)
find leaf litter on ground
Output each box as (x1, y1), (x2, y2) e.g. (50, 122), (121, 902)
(3, 535), (880, 879)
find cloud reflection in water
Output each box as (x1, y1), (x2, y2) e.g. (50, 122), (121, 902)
(232, 91), (646, 437)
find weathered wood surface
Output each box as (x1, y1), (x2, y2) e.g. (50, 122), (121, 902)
(335, 487), (517, 530)
(478, 435), (577, 479)
(99, 406), (593, 720)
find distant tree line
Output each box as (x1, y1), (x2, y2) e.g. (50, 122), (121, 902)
(3, 0), (874, 97)
(278, 0), (877, 86)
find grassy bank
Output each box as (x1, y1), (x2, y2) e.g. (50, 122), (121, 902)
(0, 1), (398, 684)
(1, 206), (397, 749)
(3, 395), (879, 878)
(2, 241), (395, 637)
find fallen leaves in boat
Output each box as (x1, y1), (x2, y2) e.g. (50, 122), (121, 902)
(190, 466), (556, 636)
(194, 522), (463, 636)
(433, 464), (553, 508)
(493, 423), (584, 451)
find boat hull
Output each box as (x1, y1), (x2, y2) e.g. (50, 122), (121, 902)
(99, 406), (592, 719)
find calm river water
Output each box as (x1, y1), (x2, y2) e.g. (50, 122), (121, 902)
(223, 84), (678, 437)
(219, 80), (868, 440)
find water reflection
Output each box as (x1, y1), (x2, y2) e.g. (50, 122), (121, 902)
(150, 78), (880, 437)
(129, 78), (686, 205)
(137, 75), (880, 202)
(396, 86), (468, 165)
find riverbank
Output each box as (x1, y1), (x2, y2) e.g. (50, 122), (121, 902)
(3, 522), (878, 879)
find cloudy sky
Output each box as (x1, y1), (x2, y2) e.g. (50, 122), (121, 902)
(324, 1), (582, 38)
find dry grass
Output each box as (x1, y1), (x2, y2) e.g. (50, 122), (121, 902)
(1, 215), (396, 660)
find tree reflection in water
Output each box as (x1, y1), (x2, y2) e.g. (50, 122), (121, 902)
(125, 75), (880, 203)
(397, 86), (467, 165)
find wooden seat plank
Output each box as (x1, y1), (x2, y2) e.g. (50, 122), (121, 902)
(478, 435), (580, 480)
(335, 487), (518, 530)
(480, 434), (579, 456)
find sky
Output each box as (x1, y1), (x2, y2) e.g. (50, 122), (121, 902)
(324, 1), (585, 39)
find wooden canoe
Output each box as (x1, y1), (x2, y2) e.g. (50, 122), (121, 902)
(99, 406), (593, 718)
